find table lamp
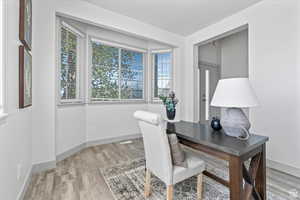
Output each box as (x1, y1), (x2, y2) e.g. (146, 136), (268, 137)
(210, 78), (259, 140)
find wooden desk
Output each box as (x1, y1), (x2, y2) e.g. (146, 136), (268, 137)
(166, 121), (269, 200)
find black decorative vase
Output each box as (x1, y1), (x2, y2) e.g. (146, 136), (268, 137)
(166, 109), (176, 120)
(211, 117), (222, 131)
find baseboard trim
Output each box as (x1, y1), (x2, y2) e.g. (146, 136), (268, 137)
(56, 143), (86, 162)
(21, 134), (142, 199)
(86, 133), (142, 147)
(32, 160), (56, 174)
(17, 166), (33, 200)
(55, 134), (142, 162)
(31, 136), (300, 181)
(267, 159), (300, 178)
(33, 134), (142, 175)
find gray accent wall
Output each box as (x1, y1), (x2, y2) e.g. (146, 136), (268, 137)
(220, 29), (248, 79)
(198, 29), (249, 119)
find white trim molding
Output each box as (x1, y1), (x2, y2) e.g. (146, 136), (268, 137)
(56, 142), (86, 162)
(151, 49), (173, 54)
(150, 50), (174, 101)
(90, 37), (147, 53)
(267, 159), (300, 178)
(17, 166), (33, 200)
(85, 133), (142, 147)
(61, 21), (85, 38)
(32, 160), (56, 174)
(31, 134), (142, 175)
(56, 17), (86, 106)
(0, 112), (8, 125)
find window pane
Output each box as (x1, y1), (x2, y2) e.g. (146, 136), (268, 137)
(121, 49), (143, 99)
(91, 42), (119, 99)
(154, 52), (172, 98)
(60, 27), (77, 100)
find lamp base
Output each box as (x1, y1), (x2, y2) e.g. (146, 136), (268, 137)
(221, 108), (250, 140)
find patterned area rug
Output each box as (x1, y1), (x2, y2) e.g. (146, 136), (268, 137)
(100, 151), (286, 200)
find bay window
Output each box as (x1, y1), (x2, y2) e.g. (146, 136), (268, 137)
(152, 51), (173, 100)
(56, 17), (175, 105)
(120, 49), (144, 100)
(58, 21), (84, 103)
(90, 39), (145, 102)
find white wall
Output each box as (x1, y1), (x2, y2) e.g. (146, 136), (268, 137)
(32, 0), (184, 164)
(3, 0), (299, 198)
(56, 106), (86, 155)
(0, 0), (32, 199)
(55, 15), (181, 156)
(86, 104), (147, 142)
(183, 0), (300, 171)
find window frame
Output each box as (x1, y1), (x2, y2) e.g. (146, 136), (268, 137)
(151, 49), (174, 102)
(88, 36), (147, 104)
(0, 0), (7, 118)
(57, 20), (85, 105)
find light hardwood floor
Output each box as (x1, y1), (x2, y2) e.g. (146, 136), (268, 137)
(24, 139), (300, 200)
(24, 139), (145, 200)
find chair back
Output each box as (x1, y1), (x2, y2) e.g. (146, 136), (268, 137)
(134, 111), (173, 185)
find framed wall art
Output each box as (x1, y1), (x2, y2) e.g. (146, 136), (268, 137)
(19, 45), (32, 108)
(19, 0), (32, 50)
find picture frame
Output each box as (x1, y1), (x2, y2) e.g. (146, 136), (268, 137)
(19, 0), (32, 50)
(19, 46), (32, 108)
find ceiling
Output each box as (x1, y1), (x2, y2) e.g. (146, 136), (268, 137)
(82, 0), (262, 36)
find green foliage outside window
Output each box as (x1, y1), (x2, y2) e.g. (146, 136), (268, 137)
(91, 43), (119, 99)
(154, 52), (172, 98)
(91, 41), (144, 100)
(60, 32), (145, 101)
(60, 27), (77, 100)
(120, 49), (143, 99)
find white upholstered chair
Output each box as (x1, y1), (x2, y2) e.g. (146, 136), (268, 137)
(134, 111), (205, 200)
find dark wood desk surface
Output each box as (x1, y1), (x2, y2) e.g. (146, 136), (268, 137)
(166, 120), (269, 200)
(166, 121), (269, 156)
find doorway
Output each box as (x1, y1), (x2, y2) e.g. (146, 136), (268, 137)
(197, 27), (249, 124)
(199, 64), (220, 122)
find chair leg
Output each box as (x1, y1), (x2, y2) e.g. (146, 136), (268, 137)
(144, 169), (151, 198)
(167, 185), (173, 200)
(197, 173), (203, 200)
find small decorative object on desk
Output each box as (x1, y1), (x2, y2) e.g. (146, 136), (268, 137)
(159, 91), (179, 120)
(211, 117), (222, 131)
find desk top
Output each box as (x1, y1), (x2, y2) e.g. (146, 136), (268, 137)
(166, 121), (269, 157)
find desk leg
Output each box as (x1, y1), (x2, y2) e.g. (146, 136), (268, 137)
(256, 144), (266, 200)
(229, 156), (243, 200)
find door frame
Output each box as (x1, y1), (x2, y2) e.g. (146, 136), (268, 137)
(193, 24), (249, 122)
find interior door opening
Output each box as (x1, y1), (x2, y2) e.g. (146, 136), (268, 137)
(198, 28), (249, 124)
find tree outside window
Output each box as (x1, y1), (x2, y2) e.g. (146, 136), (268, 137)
(60, 27), (78, 100)
(91, 41), (144, 101)
(153, 52), (172, 98)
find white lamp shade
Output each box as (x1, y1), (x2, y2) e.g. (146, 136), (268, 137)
(210, 78), (259, 108)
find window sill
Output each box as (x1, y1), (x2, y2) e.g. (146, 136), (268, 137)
(150, 99), (163, 104)
(57, 102), (85, 107)
(88, 100), (147, 105)
(0, 113), (8, 124)
(57, 100), (148, 106)
(57, 100), (85, 107)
